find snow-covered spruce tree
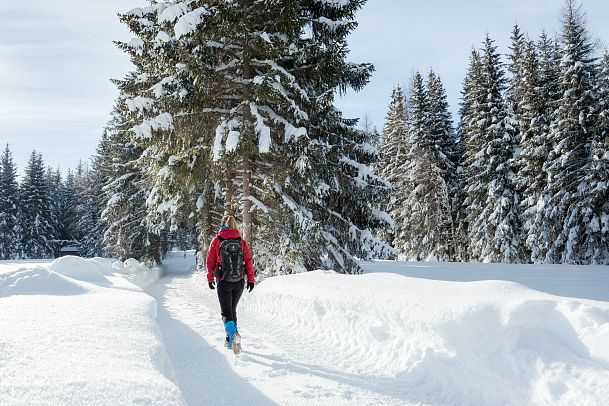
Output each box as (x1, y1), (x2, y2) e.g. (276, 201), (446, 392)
(427, 70), (460, 259)
(19, 151), (54, 259)
(398, 72), (454, 261)
(45, 167), (64, 256)
(556, 51), (609, 264)
(379, 86), (409, 250)
(274, 0), (394, 270)
(461, 36), (526, 263)
(58, 169), (79, 244)
(0, 144), (20, 259)
(516, 33), (561, 262)
(116, 0), (391, 273)
(576, 51), (609, 264)
(454, 49), (483, 261)
(543, 1), (598, 263)
(101, 100), (163, 263)
(77, 151), (109, 257)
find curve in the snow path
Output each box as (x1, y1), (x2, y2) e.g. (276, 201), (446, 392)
(146, 277), (275, 406)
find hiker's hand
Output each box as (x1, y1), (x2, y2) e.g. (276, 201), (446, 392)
(247, 282), (255, 292)
(208, 282), (215, 290)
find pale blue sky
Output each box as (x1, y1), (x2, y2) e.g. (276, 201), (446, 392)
(1, 0), (608, 174)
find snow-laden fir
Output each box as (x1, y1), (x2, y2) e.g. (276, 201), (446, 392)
(1, 253), (609, 405)
(112, 0), (392, 276)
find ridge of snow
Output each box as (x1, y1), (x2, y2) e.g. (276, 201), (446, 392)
(0, 257), (181, 405)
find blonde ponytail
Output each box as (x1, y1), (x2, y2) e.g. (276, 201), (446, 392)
(221, 215), (238, 230)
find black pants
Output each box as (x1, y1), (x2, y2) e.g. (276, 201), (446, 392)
(217, 279), (244, 325)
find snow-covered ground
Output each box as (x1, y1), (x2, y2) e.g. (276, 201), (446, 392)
(2, 254), (609, 405)
(0, 257), (183, 405)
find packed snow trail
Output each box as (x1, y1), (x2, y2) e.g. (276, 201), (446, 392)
(146, 273), (405, 405)
(148, 255), (609, 406)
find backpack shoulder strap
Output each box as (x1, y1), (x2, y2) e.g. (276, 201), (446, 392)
(217, 236), (225, 242)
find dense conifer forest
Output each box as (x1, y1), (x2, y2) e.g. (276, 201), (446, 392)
(1, 0), (607, 268)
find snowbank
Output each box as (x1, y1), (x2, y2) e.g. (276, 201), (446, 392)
(0, 257), (182, 405)
(243, 270), (609, 406)
(112, 257), (162, 289)
(49, 255), (111, 283)
(0, 266), (87, 297)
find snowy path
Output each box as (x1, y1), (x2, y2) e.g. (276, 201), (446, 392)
(145, 254), (609, 406)
(147, 273), (408, 406)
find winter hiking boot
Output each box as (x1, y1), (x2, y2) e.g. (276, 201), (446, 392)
(224, 334), (231, 349)
(232, 332), (242, 355)
(224, 321), (241, 354)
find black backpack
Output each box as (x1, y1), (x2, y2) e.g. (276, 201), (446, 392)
(216, 236), (245, 282)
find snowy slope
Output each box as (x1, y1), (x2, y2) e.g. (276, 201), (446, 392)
(0, 257), (183, 405)
(2, 254), (609, 405)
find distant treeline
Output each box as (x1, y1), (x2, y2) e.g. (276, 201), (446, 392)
(0, 145), (193, 262)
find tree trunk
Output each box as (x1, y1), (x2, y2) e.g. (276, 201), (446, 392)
(225, 171), (236, 216)
(241, 0), (254, 245)
(242, 156), (253, 244)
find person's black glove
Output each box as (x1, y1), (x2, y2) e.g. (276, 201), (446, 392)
(247, 282), (255, 292)
(208, 282), (215, 290)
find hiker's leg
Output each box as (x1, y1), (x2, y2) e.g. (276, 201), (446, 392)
(217, 281), (234, 323)
(231, 279), (245, 325)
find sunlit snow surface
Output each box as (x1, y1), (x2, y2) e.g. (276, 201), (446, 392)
(0, 257), (182, 405)
(2, 254), (609, 405)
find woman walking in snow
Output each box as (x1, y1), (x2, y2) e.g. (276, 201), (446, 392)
(206, 215), (255, 353)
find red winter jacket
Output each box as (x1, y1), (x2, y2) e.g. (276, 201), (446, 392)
(206, 228), (255, 283)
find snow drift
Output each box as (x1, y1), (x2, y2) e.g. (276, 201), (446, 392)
(242, 270), (609, 405)
(0, 257), (182, 405)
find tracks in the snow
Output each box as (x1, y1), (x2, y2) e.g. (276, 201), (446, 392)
(147, 274), (410, 406)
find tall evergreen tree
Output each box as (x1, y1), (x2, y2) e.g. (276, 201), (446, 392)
(58, 169), (79, 244)
(576, 51), (609, 264)
(379, 86), (409, 250)
(461, 36), (525, 262)
(544, 0), (598, 263)
(399, 72), (454, 260)
(116, 0), (391, 273)
(427, 70), (459, 259)
(78, 161), (107, 258)
(19, 151), (54, 258)
(102, 100), (162, 263)
(0, 144), (20, 259)
(454, 49), (483, 261)
(517, 33), (561, 262)
(45, 167), (64, 256)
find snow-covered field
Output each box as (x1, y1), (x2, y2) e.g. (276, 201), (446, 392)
(2, 254), (609, 405)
